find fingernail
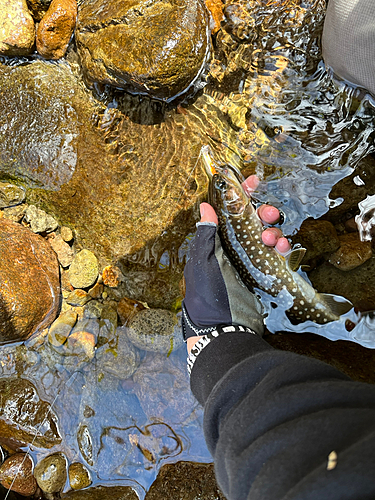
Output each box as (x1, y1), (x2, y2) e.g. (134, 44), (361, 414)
(200, 204), (205, 218)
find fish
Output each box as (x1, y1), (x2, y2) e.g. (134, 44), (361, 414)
(201, 145), (353, 325)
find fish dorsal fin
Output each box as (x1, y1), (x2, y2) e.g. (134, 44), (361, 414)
(287, 248), (306, 272)
(320, 293), (353, 316)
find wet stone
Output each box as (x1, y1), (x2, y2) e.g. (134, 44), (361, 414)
(27, 0), (51, 21)
(36, 0), (77, 60)
(48, 309), (78, 347)
(145, 461), (226, 500)
(77, 425), (93, 467)
(0, 219), (60, 343)
(24, 204), (59, 233)
(0, 182), (25, 208)
(292, 219), (340, 264)
(61, 225), (74, 242)
(328, 232), (372, 271)
(88, 283), (104, 299)
(69, 249), (99, 289)
(68, 462), (92, 490)
(0, 378), (61, 450)
(49, 233), (74, 267)
(66, 289), (92, 306)
(98, 304), (118, 345)
(126, 308), (184, 354)
(0, 453), (37, 496)
(34, 453), (67, 494)
(1, 204), (26, 223)
(61, 485), (138, 500)
(102, 265), (124, 287)
(76, 0), (210, 100)
(95, 328), (140, 379)
(117, 297), (145, 326)
(0, 0), (35, 56)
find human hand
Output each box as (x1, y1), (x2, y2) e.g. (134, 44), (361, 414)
(184, 175), (291, 353)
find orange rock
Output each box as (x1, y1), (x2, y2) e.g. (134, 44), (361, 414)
(0, 219), (60, 343)
(0, 453), (37, 496)
(205, 0), (223, 34)
(36, 0), (77, 59)
(102, 265), (124, 288)
(117, 297), (145, 326)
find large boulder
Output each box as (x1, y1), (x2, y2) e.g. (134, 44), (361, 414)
(0, 0), (35, 56)
(0, 219), (60, 343)
(76, 0), (210, 100)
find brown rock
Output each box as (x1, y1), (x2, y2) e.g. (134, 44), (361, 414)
(292, 219), (340, 264)
(61, 485), (138, 499)
(0, 0), (35, 56)
(145, 461), (226, 500)
(68, 462), (92, 490)
(36, 0), (77, 60)
(49, 233), (74, 267)
(102, 265), (124, 287)
(328, 232), (372, 271)
(88, 283), (103, 299)
(117, 297), (145, 326)
(0, 219), (60, 343)
(0, 453), (37, 496)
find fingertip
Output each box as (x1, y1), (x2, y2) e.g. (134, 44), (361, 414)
(262, 228), (281, 246)
(258, 204), (280, 225)
(242, 175), (260, 196)
(200, 203), (218, 224)
(276, 237), (291, 255)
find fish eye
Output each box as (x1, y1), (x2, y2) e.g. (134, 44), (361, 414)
(217, 179), (227, 190)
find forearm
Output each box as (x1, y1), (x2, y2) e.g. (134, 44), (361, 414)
(191, 333), (375, 500)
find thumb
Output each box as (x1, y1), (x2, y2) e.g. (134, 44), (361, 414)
(200, 203), (218, 225)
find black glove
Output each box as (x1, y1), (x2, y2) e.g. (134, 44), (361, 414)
(181, 222), (265, 342)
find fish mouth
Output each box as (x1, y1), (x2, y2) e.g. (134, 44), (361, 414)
(201, 145), (218, 178)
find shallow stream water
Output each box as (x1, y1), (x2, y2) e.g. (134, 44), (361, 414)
(1, 0), (375, 498)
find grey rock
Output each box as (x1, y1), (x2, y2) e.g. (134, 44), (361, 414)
(34, 453), (67, 493)
(69, 249), (99, 289)
(126, 309), (184, 354)
(0, 182), (25, 208)
(25, 204), (59, 233)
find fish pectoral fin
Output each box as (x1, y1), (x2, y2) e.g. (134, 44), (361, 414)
(287, 248), (306, 272)
(320, 293), (353, 316)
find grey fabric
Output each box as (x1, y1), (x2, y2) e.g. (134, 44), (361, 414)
(322, 0), (375, 96)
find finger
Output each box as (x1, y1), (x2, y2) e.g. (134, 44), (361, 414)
(242, 175), (260, 197)
(200, 202), (218, 225)
(275, 237), (291, 255)
(258, 204), (281, 225)
(262, 227), (282, 247)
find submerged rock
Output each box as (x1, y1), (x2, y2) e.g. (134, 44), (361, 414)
(25, 204), (59, 233)
(95, 328), (140, 379)
(328, 232), (372, 271)
(68, 462), (92, 490)
(0, 219), (60, 343)
(36, 0), (77, 59)
(0, 378), (61, 450)
(34, 452), (67, 493)
(49, 233), (74, 267)
(76, 0), (210, 100)
(0, 453), (37, 496)
(69, 249), (99, 289)
(0, 0), (35, 56)
(145, 461), (225, 500)
(126, 308), (183, 354)
(0, 182), (25, 208)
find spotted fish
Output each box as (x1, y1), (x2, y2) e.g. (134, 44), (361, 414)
(201, 146), (353, 325)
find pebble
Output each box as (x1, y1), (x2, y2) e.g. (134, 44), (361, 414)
(328, 232), (372, 271)
(34, 453), (67, 493)
(68, 249), (99, 289)
(83, 300), (104, 319)
(88, 282), (104, 299)
(0, 0), (35, 56)
(60, 225), (74, 242)
(1, 204), (26, 222)
(49, 233), (74, 267)
(117, 297), (145, 326)
(98, 304), (118, 345)
(0, 182), (25, 208)
(48, 309), (78, 347)
(0, 453), (37, 496)
(36, 0), (78, 60)
(24, 205), (59, 233)
(68, 462), (92, 490)
(126, 309), (184, 354)
(95, 328), (140, 379)
(102, 265), (124, 287)
(66, 289), (92, 307)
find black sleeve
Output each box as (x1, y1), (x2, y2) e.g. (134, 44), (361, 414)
(190, 332), (375, 500)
